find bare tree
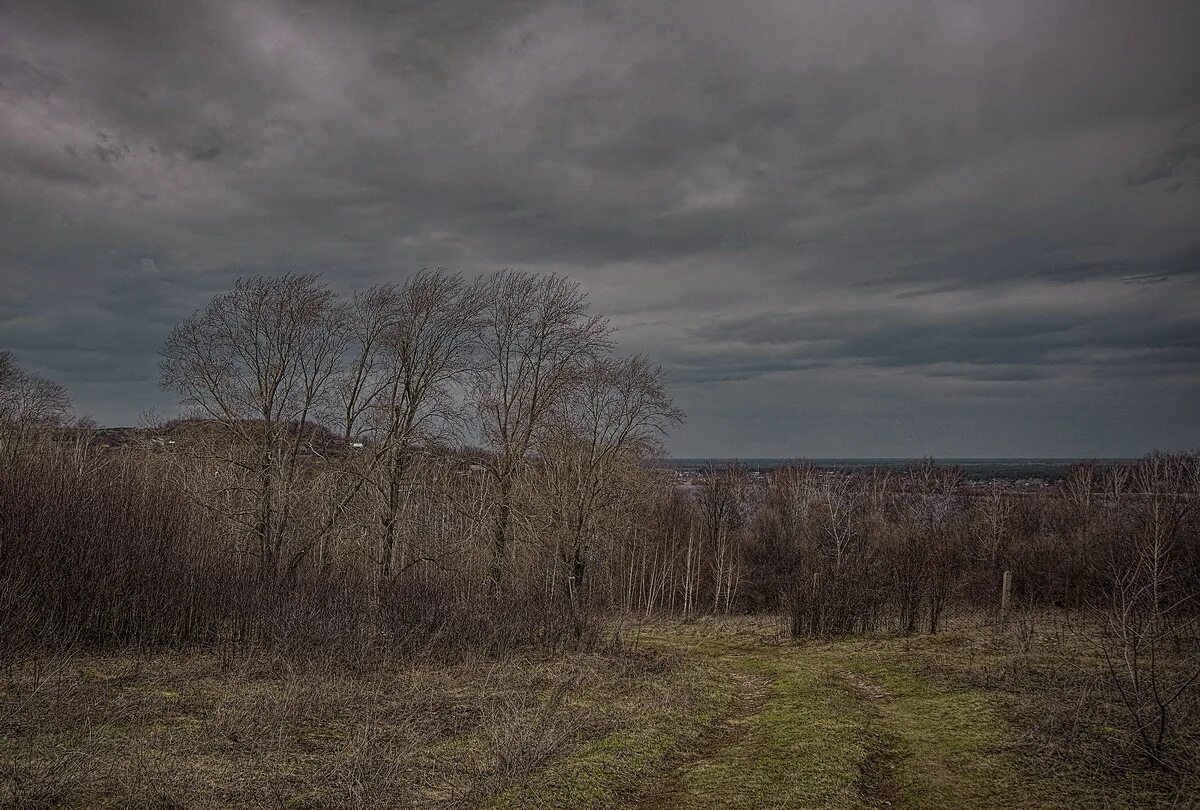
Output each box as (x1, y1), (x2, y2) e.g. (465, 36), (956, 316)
(160, 274), (349, 582)
(695, 465), (752, 616)
(792, 468), (887, 635)
(974, 479), (1016, 571)
(536, 355), (682, 618)
(0, 350), (16, 418)
(336, 285), (402, 445)
(0, 349), (73, 461)
(1101, 454), (1200, 767)
(342, 271), (483, 580)
(0, 350), (72, 427)
(906, 462), (966, 634)
(472, 271), (611, 589)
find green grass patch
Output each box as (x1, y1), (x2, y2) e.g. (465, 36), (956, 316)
(486, 661), (735, 809)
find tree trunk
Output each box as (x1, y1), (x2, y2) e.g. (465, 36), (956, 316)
(489, 477), (513, 590)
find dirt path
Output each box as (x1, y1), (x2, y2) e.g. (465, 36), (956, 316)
(619, 634), (919, 809)
(632, 671), (772, 808)
(495, 622), (1080, 809)
(617, 628), (1054, 809)
(845, 672), (903, 809)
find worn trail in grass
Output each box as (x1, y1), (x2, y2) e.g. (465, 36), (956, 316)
(497, 620), (1077, 810)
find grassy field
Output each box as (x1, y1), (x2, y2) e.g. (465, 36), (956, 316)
(2, 617), (1193, 808)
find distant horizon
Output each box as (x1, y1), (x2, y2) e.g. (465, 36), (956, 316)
(84, 423), (1183, 462)
(75, 416), (1198, 460)
(654, 455), (1169, 480)
(662, 455), (1146, 461)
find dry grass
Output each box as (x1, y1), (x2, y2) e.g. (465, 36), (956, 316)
(946, 610), (1200, 803)
(2, 615), (1196, 808)
(0, 643), (689, 808)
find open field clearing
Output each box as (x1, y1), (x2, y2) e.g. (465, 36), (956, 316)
(3, 616), (1193, 808)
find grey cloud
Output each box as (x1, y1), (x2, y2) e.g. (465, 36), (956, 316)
(0, 0), (1198, 453)
(9, 155), (98, 188)
(690, 282), (1200, 394)
(186, 128), (224, 161)
(1127, 122), (1200, 187)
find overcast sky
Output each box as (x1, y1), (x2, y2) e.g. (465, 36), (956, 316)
(2, 1), (1198, 457)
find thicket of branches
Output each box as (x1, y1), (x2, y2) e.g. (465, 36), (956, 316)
(621, 457), (1199, 766)
(623, 459), (1199, 631)
(3, 281), (1196, 651)
(1, 271), (681, 657)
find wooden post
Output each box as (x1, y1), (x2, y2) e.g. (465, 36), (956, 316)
(1000, 570), (1012, 625)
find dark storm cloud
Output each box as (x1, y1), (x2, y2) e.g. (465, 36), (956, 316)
(1, 0), (1198, 455)
(695, 299), (1200, 377)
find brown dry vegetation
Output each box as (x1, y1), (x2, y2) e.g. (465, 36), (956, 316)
(2, 615), (1196, 808)
(0, 642), (688, 807)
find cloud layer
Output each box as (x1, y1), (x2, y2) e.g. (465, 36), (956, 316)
(1, 0), (1198, 455)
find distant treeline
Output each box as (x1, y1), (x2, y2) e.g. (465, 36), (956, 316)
(659, 458), (1136, 482)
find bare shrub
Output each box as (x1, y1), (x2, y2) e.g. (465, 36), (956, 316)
(0, 443), (246, 650)
(1098, 454), (1200, 768)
